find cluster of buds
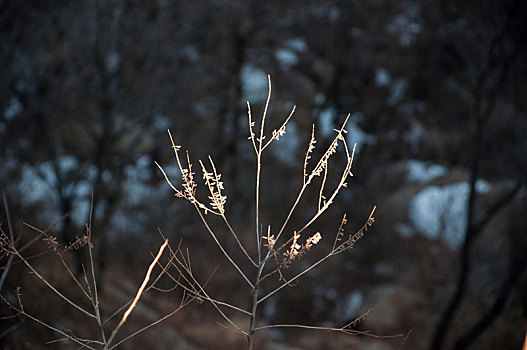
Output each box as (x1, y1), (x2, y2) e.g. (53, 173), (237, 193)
(68, 235), (89, 251)
(304, 232), (322, 250)
(202, 168), (226, 214)
(264, 234), (276, 250)
(285, 231), (322, 261)
(271, 124), (287, 141)
(288, 232), (302, 259)
(43, 235), (59, 253)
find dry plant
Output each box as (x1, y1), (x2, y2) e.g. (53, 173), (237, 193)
(156, 76), (397, 349)
(0, 193), (197, 349)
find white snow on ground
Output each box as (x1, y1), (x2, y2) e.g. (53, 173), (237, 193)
(406, 160), (446, 183)
(409, 180), (491, 248)
(275, 48), (298, 70)
(475, 180), (490, 193)
(275, 37), (308, 70)
(284, 37), (308, 52)
(240, 63), (268, 103)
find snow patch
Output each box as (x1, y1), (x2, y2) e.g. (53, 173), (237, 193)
(409, 180), (491, 248)
(284, 37), (308, 52)
(275, 48), (298, 70)
(476, 180), (490, 194)
(406, 160), (446, 183)
(318, 107), (337, 138)
(240, 64), (268, 102)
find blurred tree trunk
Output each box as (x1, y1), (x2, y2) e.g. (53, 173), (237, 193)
(453, 185), (526, 349)
(453, 258), (526, 349)
(87, 0), (120, 290)
(430, 3), (525, 347)
(429, 78), (484, 350)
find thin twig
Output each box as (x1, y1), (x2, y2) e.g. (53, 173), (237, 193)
(222, 215), (258, 267)
(22, 222), (91, 300)
(0, 295), (98, 349)
(8, 244), (96, 318)
(163, 242), (250, 334)
(254, 75), (273, 257)
(253, 323), (404, 339)
(108, 303), (190, 350)
(87, 190), (107, 344)
(18, 214), (69, 253)
(193, 202), (254, 288)
(104, 239), (168, 349)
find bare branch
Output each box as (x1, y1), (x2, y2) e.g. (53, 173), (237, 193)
(0, 295), (98, 349)
(104, 239), (169, 349)
(261, 105), (296, 151)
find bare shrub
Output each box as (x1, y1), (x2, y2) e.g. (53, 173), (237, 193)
(0, 194), (196, 349)
(1, 77), (403, 349)
(156, 76), (391, 349)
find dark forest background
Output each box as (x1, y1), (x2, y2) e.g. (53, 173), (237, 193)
(1, 0), (526, 349)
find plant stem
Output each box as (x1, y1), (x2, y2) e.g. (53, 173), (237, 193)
(248, 266), (262, 350)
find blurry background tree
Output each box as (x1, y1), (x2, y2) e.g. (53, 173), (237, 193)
(1, 0), (526, 349)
